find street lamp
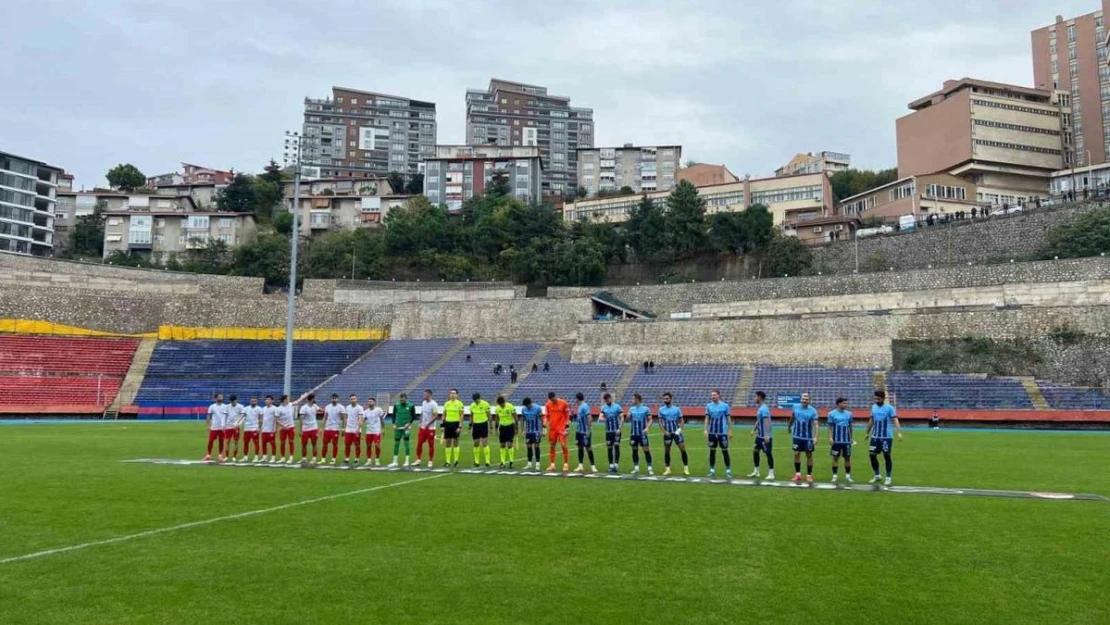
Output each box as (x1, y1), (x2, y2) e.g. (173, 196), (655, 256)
(281, 130), (305, 398)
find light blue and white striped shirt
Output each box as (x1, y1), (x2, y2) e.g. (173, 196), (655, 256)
(706, 401), (731, 435)
(791, 404), (818, 440)
(755, 404), (772, 439)
(870, 403), (897, 439)
(658, 405), (682, 434)
(629, 405), (650, 436)
(827, 409), (853, 444)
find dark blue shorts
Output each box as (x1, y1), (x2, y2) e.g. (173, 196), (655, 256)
(605, 431), (622, 446)
(663, 431), (685, 445)
(753, 437), (773, 453)
(830, 442), (852, 458)
(525, 432), (541, 445)
(708, 434), (729, 449)
(630, 434), (649, 448)
(869, 438), (893, 454)
(575, 431), (592, 447)
(791, 437), (815, 453)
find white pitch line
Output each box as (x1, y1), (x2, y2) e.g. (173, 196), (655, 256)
(0, 473), (450, 566)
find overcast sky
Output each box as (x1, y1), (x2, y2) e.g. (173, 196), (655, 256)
(0, 0), (1097, 187)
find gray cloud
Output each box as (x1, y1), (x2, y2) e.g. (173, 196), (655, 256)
(0, 0), (1095, 186)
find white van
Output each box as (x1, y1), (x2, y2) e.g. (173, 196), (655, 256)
(898, 214), (917, 232)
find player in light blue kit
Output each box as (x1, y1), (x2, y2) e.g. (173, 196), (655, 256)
(627, 393), (654, 475)
(789, 393), (819, 484)
(573, 392), (597, 473)
(826, 397), (854, 484)
(866, 390), (903, 485)
(657, 392), (689, 476)
(520, 397), (545, 470)
(747, 390), (775, 480)
(705, 389), (733, 479)
(599, 393), (623, 473)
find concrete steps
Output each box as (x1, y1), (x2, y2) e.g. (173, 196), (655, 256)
(106, 337), (158, 417)
(1018, 377), (1050, 410)
(610, 363), (640, 403)
(400, 339), (467, 398)
(496, 343), (555, 399)
(733, 365), (756, 406)
(872, 370), (888, 398)
(302, 340), (386, 401)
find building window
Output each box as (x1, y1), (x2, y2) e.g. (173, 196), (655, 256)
(925, 184), (967, 200)
(888, 183), (915, 201)
(218, 218), (232, 228)
(1068, 24), (1076, 42)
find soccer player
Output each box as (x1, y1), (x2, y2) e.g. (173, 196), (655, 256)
(363, 397), (385, 466)
(299, 393), (321, 464)
(573, 392), (597, 473)
(276, 394), (296, 463)
(627, 393), (654, 475)
(705, 389), (733, 479)
(322, 394), (346, 465)
(520, 397), (544, 470)
(225, 395), (244, 461)
(657, 392), (689, 476)
(827, 397), (854, 483)
(747, 390), (775, 480)
(544, 392), (571, 472)
(600, 393), (623, 473)
(343, 394), (364, 467)
(203, 392), (228, 462)
(389, 392), (417, 467)
(494, 395), (517, 469)
(866, 390), (903, 485)
(242, 397), (263, 462)
(469, 392), (492, 468)
(413, 390), (437, 468)
(789, 393), (819, 483)
(260, 395), (278, 462)
(442, 389), (464, 467)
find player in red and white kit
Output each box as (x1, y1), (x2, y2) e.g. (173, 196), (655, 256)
(260, 395), (279, 463)
(277, 395), (296, 463)
(225, 395), (245, 461)
(322, 394), (346, 465)
(363, 397), (385, 467)
(343, 394), (364, 467)
(204, 392), (228, 462)
(299, 394), (321, 464)
(242, 397), (263, 462)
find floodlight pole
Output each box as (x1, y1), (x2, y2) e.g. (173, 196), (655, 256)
(283, 131), (304, 398)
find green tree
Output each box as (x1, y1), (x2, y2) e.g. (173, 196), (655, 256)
(830, 168), (899, 203)
(216, 173), (258, 213)
(740, 203), (773, 252)
(570, 220), (627, 264)
(387, 172), (407, 195)
(761, 231), (813, 277)
(273, 211), (294, 236)
(300, 229), (386, 281)
(252, 160), (284, 224)
(549, 236), (606, 286)
(164, 253), (183, 272)
(405, 173), (424, 195)
(68, 201), (107, 258)
(182, 238), (229, 274)
(1040, 204), (1110, 259)
(862, 216), (885, 228)
(358, 183), (378, 195)
(230, 233), (291, 287)
(384, 195), (450, 255)
(663, 179), (707, 257)
(105, 250), (154, 268)
(708, 211), (745, 254)
(626, 194), (669, 263)
(106, 164), (146, 192)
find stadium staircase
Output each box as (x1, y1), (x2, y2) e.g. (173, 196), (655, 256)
(496, 343), (555, 399)
(610, 363), (639, 403)
(733, 365), (755, 405)
(301, 340), (385, 400)
(399, 339), (466, 398)
(1018, 377), (1050, 410)
(104, 337), (158, 419)
(872, 370), (887, 393)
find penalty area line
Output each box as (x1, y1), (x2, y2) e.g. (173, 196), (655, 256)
(0, 472), (450, 566)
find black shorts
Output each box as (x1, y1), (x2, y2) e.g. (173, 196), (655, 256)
(471, 422), (489, 440)
(792, 437), (815, 453)
(708, 434), (729, 449)
(630, 434), (649, 448)
(575, 431), (592, 447)
(605, 431), (622, 446)
(498, 424), (515, 444)
(663, 432), (685, 445)
(754, 437), (773, 453)
(443, 421), (461, 440)
(869, 438), (893, 454)
(525, 432), (541, 445)
(830, 442), (852, 458)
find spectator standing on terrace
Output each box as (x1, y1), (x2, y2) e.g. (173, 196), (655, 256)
(465, 354), (471, 363)
(532, 363), (538, 373)
(747, 390), (775, 480)
(543, 362), (550, 372)
(510, 368), (518, 384)
(971, 207), (978, 219)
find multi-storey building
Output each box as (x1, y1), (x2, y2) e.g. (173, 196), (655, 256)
(102, 210), (256, 260)
(1031, 3), (1110, 167)
(676, 163), (739, 187)
(465, 79), (593, 196)
(837, 173), (979, 225)
(0, 150), (63, 256)
(147, 163), (233, 188)
(285, 192), (409, 236)
(896, 78), (1068, 205)
(575, 145), (681, 196)
(775, 151), (851, 177)
(424, 145), (542, 211)
(563, 172), (831, 227)
(302, 87), (436, 180)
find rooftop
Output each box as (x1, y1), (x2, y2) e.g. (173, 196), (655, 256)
(908, 78), (1052, 110)
(329, 86), (435, 108)
(0, 150), (64, 173)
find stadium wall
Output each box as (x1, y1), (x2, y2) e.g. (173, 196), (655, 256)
(390, 298), (592, 341)
(303, 279), (524, 303)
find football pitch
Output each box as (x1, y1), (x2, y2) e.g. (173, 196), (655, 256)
(1, 423), (1107, 625)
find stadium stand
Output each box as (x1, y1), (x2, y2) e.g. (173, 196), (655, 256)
(0, 336), (139, 407)
(135, 340), (375, 403)
(420, 342), (541, 400)
(621, 365), (743, 405)
(509, 350), (627, 404)
(314, 339), (459, 399)
(888, 372), (1033, 409)
(747, 365), (877, 408)
(1038, 382), (1109, 410)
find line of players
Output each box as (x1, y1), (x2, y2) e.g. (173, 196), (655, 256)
(202, 388), (903, 484)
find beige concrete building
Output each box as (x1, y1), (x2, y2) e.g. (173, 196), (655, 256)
(784, 214), (861, 246)
(575, 144), (681, 196)
(102, 211), (257, 260)
(837, 172), (979, 225)
(0, 150), (63, 256)
(286, 193), (409, 236)
(775, 151), (851, 177)
(281, 177), (396, 198)
(563, 172), (831, 226)
(675, 163), (738, 187)
(897, 78), (1068, 206)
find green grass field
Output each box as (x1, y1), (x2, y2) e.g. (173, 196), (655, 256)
(1, 423), (1107, 625)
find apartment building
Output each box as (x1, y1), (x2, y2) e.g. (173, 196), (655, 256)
(147, 163), (233, 188)
(1031, 3), (1110, 167)
(837, 173), (979, 224)
(575, 145), (681, 196)
(775, 151), (851, 177)
(465, 79), (593, 196)
(0, 150), (63, 256)
(563, 172), (831, 226)
(302, 86), (436, 180)
(102, 211), (256, 260)
(285, 193), (408, 236)
(896, 78), (1068, 204)
(424, 145), (542, 211)
(784, 215), (862, 246)
(281, 177), (397, 199)
(675, 163), (739, 187)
